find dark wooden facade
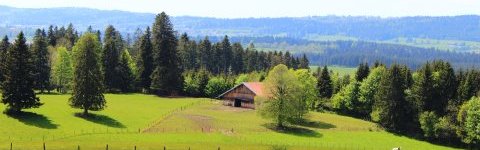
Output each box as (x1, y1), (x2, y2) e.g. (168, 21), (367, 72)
(218, 83), (262, 109)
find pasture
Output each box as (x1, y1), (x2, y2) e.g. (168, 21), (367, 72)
(0, 94), (457, 150)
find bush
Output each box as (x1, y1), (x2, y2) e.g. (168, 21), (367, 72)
(205, 76), (233, 98)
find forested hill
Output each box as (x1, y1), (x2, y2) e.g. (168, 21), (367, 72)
(1, 5), (480, 41)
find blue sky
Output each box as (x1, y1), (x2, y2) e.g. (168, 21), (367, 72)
(0, 0), (479, 18)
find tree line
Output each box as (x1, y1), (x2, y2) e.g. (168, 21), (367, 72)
(314, 60), (480, 147)
(254, 60), (480, 148)
(0, 12), (308, 115)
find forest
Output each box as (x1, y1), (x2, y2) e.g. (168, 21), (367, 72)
(0, 11), (479, 149)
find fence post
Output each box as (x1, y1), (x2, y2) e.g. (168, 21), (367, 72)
(163, 146), (166, 150)
(218, 146), (220, 150)
(77, 145), (80, 150)
(106, 144), (108, 150)
(134, 145), (136, 150)
(10, 142), (12, 150)
(43, 142), (46, 150)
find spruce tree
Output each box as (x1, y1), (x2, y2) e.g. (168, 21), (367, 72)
(220, 36), (232, 75)
(31, 29), (51, 93)
(372, 64), (417, 133)
(150, 12), (182, 95)
(47, 25), (56, 46)
(299, 54), (309, 69)
(355, 62), (370, 82)
(0, 36), (9, 85)
(135, 27), (153, 93)
(2, 32), (42, 114)
(198, 37), (212, 71)
(317, 66), (333, 98)
(102, 25), (123, 92)
(70, 33), (105, 116)
(411, 63), (435, 113)
(231, 43), (244, 74)
(117, 50), (135, 92)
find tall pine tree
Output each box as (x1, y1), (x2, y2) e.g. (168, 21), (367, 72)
(150, 12), (182, 95)
(317, 66), (333, 98)
(70, 33), (105, 116)
(102, 25), (123, 92)
(2, 32), (42, 114)
(0, 36), (9, 85)
(135, 27), (154, 93)
(31, 29), (51, 93)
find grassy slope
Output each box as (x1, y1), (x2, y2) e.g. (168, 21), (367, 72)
(0, 94), (457, 150)
(310, 65), (357, 76)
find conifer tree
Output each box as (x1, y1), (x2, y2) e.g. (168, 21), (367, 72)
(69, 33), (105, 116)
(299, 54), (309, 69)
(150, 12), (182, 95)
(47, 25), (56, 46)
(31, 29), (51, 93)
(220, 36), (232, 75)
(102, 25), (123, 92)
(198, 37), (212, 71)
(231, 43), (244, 74)
(0, 36), (9, 85)
(2, 32), (42, 114)
(411, 63), (435, 113)
(317, 66), (333, 98)
(372, 64), (417, 133)
(117, 50), (135, 92)
(135, 27), (153, 93)
(355, 62), (370, 82)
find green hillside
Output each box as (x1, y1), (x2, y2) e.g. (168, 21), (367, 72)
(0, 94), (457, 149)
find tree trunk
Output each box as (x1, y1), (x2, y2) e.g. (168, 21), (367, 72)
(83, 108), (88, 116)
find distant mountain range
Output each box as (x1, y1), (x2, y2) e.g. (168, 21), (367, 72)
(1, 5), (480, 42)
(1, 5), (479, 68)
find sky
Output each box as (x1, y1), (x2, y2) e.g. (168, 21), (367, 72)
(0, 0), (479, 18)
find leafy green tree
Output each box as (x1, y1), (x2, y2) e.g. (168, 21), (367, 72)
(2, 32), (42, 113)
(52, 47), (73, 93)
(117, 50), (136, 92)
(359, 66), (387, 116)
(457, 97), (480, 146)
(294, 69), (318, 110)
(150, 12), (183, 95)
(102, 25), (123, 92)
(419, 111), (440, 138)
(135, 27), (153, 93)
(31, 29), (51, 93)
(257, 64), (305, 128)
(205, 76), (233, 98)
(331, 81), (361, 116)
(317, 66), (333, 98)
(70, 33), (105, 116)
(0, 36), (10, 85)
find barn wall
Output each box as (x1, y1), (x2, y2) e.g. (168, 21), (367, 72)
(221, 85), (256, 109)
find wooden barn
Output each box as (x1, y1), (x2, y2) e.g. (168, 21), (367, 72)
(217, 82), (265, 109)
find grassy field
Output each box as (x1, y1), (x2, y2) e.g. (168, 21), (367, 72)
(0, 94), (457, 150)
(310, 65), (357, 76)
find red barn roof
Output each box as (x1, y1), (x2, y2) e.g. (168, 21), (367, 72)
(217, 82), (265, 98)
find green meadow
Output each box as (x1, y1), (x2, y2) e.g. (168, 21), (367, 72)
(0, 94), (457, 150)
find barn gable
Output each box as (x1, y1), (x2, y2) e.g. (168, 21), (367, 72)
(217, 82), (264, 109)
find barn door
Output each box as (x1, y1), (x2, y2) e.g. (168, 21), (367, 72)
(234, 99), (242, 107)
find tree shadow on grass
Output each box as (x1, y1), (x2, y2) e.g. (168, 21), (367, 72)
(263, 123), (322, 138)
(6, 111), (58, 129)
(295, 119), (336, 129)
(74, 113), (125, 128)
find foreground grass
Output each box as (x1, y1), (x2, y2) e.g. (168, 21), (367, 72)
(0, 94), (457, 150)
